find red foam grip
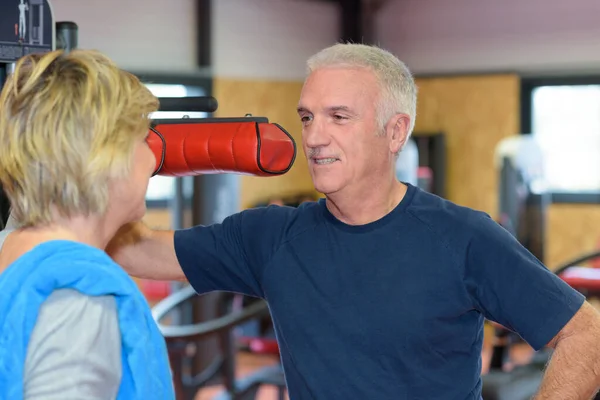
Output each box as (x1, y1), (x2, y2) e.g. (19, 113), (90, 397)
(146, 121), (296, 177)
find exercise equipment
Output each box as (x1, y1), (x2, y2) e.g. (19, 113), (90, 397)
(0, 0), (297, 226)
(148, 117), (296, 177)
(484, 135), (552, 399)
(481, 250), (600, 400)
(0, 2), (295, 397)
(152, 286), (286, 400)
(485, 135), (600, 399)
(412, 133), (447, 197)
(395, 138), (419, 186)
(0, 0), (53, 229)
(495, 134), (549, 263)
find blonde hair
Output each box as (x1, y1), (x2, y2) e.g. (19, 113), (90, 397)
(0, 49), (159, 227)
(306, 43), (418, 138)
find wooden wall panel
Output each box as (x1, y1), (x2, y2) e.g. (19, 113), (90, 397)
(413, 74), (521, 217)
(412, 73), (600, 270)
(212, 77), (318, 209)
(546, 205), (600, 269)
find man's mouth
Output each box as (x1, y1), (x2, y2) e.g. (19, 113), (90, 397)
(313, 158), (339, 165)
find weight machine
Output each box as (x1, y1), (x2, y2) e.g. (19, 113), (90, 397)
(482, 135), (600, 399)
(0, 1), (295, 398)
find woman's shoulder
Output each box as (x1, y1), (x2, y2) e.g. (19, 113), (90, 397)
(24, 289), (122, 398)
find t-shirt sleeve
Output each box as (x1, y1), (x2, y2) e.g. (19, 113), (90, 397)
(24, 289), (122, 400)
(174, 205), (289, 298)
(464, 214), (586, 351)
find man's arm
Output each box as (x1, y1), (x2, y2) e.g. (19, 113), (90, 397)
(533, 301), (600, 399)
(108, 206), (292, 297)
(106, 221), (186, 281)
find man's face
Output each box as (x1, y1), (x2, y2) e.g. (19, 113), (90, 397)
(297, 67), (397, 196)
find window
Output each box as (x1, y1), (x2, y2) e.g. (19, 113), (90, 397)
(144, 83), (209, 202)
(530, 84), (600, 193)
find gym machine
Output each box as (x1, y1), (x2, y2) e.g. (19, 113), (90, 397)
(495, 135), (549, 264)
(482, 135), (600, 399)
(0, 1), (296, 399)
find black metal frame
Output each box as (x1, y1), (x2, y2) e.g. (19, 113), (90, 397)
(520, 75), (600, 204)
(152, 285), (286, 400)
(412, 132), (447, 199)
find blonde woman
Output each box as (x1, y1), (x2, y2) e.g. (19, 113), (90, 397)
(0, 50), (174, 399)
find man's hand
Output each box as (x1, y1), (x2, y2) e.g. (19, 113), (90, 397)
(534, 301), (600, 399)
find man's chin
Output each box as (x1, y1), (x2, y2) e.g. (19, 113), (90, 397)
(313, 180), (343, 196)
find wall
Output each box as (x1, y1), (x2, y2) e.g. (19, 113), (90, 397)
(211, 0), (339, 208)
(377, 0), (600, 267)
(213, 78), (316, 209)
(48, 0), (338, 213)
(377, 0), (600, 76)
(413, 74), (521, 217)
(547, 205), (600, 269)
(47, 0), (600, 265)
(49, 0), (198, 72)
(213, 0), (339, 81)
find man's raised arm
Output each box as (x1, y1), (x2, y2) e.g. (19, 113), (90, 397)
(106, 221), (186, 281)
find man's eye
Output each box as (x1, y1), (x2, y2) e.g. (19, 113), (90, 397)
(333, 115), (347, 120)
(301, 115), (313, 122)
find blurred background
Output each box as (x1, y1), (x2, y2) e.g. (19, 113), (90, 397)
(3, 1), (600, 399)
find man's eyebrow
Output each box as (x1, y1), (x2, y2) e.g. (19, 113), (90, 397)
(327, 105), (352, 113)
(296, 105), (353, 114)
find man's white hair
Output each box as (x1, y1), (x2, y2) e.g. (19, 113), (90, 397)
(306, 42), (418, 139)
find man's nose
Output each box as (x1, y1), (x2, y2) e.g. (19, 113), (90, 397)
(303, 118), (329, 148)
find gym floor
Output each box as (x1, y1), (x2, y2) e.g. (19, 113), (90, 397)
(193, 327), (535, 400)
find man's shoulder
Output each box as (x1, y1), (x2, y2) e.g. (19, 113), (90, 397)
(404, 188), (521, 281)
(405, 187), (498, 247)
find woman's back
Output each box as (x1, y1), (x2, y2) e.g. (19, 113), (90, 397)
(0, 235), (173, 399)
(0, 230), (121, 399)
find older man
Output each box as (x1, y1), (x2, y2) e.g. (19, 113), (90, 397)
(108, 43), (600, 399)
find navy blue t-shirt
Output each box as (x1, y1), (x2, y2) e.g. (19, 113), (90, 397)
(174, 183), (585, 399)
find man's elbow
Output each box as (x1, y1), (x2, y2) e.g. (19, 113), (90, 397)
(547, 301), (600, 350)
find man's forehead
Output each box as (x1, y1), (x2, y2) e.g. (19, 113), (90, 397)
(299, 81), (372, 113)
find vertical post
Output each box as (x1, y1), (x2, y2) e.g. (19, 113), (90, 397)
(39, 2), (44, 45)
(55, 22), (78, 52)
(190, 173), (240, 374)
(339, 0), (363, 43)
(196, 0), (211, 67)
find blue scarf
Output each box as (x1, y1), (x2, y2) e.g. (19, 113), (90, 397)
(0, 240), (174, 399)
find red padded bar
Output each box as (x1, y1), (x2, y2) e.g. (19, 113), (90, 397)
(559, 267), (600, 291)
(146, 121), (296, 177)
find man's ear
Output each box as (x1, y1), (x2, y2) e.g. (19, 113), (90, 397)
(386, 113), (410, 154)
